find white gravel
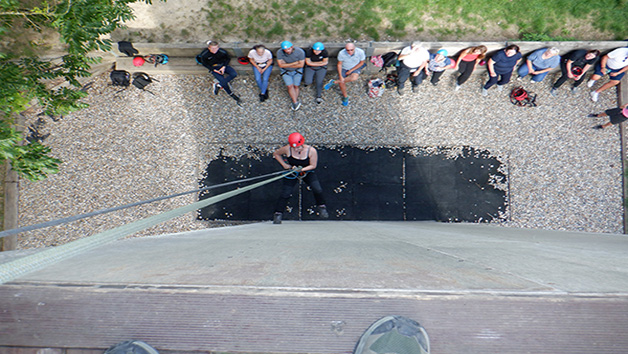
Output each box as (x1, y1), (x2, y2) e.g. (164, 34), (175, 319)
(17, 69), (624, 248)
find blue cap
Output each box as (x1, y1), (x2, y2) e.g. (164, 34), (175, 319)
(437, 49), (448, 57)
(281, 41), (293, 50)
(313, 42), (325, 51)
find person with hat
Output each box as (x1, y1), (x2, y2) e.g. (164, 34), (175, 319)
(517, 47), (561, 83)
(248, 44), (274, 102)
(588, 103), (628, 130)
(272, 132), (328, 224)
(304, 42), (329, 104)
(395, 42), (430, 95)
(196, 40), (241, 104)
(550, 49), (600, 96)
(415, 49), (455, 87)
(325, 43), (367, 106)
(277, 41), (306, 111)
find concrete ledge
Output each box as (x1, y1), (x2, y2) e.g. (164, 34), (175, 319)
(113, 41), (628, 58)
(113, 40), (628, 76)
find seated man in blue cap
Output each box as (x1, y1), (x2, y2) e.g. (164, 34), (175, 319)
(277, 40), (306, 111)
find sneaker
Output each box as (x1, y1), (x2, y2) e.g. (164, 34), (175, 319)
(454, 83), (461, 91)
(213, 82), (221, 95)
(273, 212), (282, 224)
(294, 101), (301, 111)
(342, 97), (349, 106)
(318, 205), (329, 219)
(315, 97), (323, 104)
(516, 76), (523, 81)
(587, 79), (596, 88)
(397, 88), (404, 96)
(431, 81), (438, 86)
(231, 94), (242, 107)
(587, 113), (598, 118)
(571, 87), (579, 94)
(590, 91), (599, 102)
(259, 93), (265, 102)
(354, 316), (430, 354)
(481, 88), (488, 96)
(411, 85), (418, 93)
(324, 79), (335, 90)
(497, 85), (504, 92)
(550, 88), (557, 97)
(530, 80), (539, 84)
(594, 125), (604, 130)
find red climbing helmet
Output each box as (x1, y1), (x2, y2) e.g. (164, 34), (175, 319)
(133, 56), (145, 67)
(571, 66), (583, 76)
(288, 132), (304, 147)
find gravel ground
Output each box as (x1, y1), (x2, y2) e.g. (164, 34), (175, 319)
(17, 68), (624, 248)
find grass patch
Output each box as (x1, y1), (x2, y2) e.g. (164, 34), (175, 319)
(199, 0), (627, 41)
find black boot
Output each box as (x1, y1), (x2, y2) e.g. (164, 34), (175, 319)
(230, 93), (241, 105)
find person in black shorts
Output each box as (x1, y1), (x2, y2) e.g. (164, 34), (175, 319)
(272, 132), (328, 224)
(588, 103), (628, 130)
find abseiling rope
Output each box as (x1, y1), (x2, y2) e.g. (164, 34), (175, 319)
(0, 170), (288, 239)
(0, 171), (290, 285)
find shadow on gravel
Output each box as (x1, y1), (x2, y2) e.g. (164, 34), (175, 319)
(198, 146), (508, 222)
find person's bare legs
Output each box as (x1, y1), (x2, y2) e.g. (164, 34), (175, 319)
(338, 73), (360, 97)
(594, 79), (620, 94)
(287, 85), (299, 103)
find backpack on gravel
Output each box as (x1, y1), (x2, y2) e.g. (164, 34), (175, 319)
(132, 72), (158, 95)
(384, 73), (398, 88)
(368, 78), (386, 98)
(110, 70), (131, 87)
(509, 86), (537, 107)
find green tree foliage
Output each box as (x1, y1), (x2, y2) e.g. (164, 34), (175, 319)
(0, 0), (158, 181)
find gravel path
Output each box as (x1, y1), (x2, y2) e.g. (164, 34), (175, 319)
(17, 69), (624, 248)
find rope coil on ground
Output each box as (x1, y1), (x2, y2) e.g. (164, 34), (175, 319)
(0, 170), (290, 285)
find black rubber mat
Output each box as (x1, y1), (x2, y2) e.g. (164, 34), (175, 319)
(198, 146), (507, 222)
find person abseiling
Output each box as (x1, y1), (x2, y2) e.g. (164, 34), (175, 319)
(273, 132), (328, 224)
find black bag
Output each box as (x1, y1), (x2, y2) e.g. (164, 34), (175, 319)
(132, 72), (152, 89)
(132, 72), (158, 95)
(110, 70), (130, 86)
(117, 41), (139, 57)
(384, 73), (398, 88)
(380, 51), (399, 72)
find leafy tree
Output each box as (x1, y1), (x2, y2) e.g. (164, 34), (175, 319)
(0, 0), (159, 181)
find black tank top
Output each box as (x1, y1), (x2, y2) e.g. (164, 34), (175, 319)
(287, 146), (310, 167)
